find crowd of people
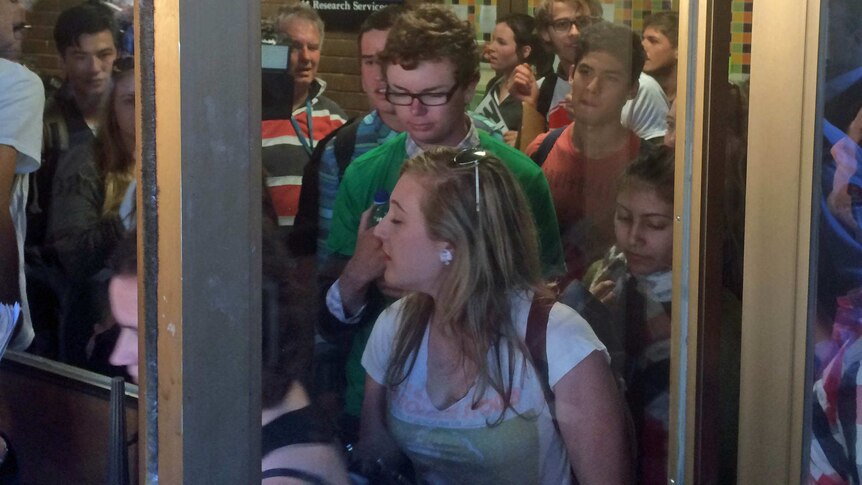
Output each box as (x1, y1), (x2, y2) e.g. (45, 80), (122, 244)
(0, 0), (752, 483)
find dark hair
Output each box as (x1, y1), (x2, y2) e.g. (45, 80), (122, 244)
(260, 204), (313, 409)
(53, 1), (118, 57)
(359, 4), (410, 44)
(574, 21), (645, 86)
(496, 13), (550, 71)
(618, 144), (675, 204)
(108, 229), (137, 277)
(378, 4), (480, 88)
(643, 11), (679, 48)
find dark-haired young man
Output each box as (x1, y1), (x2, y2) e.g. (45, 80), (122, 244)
(642, 11), (678, 105)
(31, 1), (118, 248)
(527, 21), (650, 285)
(519, 0), (666, 141)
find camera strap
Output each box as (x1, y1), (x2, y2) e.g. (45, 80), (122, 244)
(289, 99), (315, 156)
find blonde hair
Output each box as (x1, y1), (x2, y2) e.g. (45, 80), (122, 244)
(384, 148), (551, 424)
(96, 67), (135, 217)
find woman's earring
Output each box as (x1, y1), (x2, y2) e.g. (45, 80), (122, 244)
(439, 248), (453, 266)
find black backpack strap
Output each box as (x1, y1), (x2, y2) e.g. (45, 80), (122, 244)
(333, 117), (360, 178)
(289, 118), (356, 256)
(530, 127), (566, 166)
(261, 468), (332, 484)
(535, 73), (558, 118)
(525, 294), (555, 412)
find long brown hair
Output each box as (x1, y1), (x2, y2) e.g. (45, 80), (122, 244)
(384, 148), (552, 424)
(96, 57), (135, 217)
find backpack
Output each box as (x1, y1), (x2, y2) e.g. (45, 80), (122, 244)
(289, 117), (360, 256)
(525, 294), (637, 483)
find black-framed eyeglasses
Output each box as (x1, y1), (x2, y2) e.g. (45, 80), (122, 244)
(385, 84), (460, 107)
(453, 149), (494, 214)
(550, 15), (603, 33)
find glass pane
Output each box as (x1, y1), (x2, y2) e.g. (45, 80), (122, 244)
(12, 0), (137, 378)
(808, 1), (862, 483)
(266, 2), (686, 484)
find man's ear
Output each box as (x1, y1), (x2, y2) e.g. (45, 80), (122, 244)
(520, 45), (532, 63)
(539, 27), (551, 44)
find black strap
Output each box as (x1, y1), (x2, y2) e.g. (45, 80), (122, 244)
(525, 294), (556, 417)
(261, 406), (335, 458)
(333, 116), (360, 177)
(530, 127), (566, 166)
(535, 72), (558, 119)
(261, 467), (331, 484)
(289, 117), (357, 256)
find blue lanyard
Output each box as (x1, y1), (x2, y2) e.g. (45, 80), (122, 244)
(289, 99), (315, 156)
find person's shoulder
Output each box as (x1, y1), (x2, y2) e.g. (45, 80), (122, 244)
(479, 131), (533, 164)
(0, 60), (44, 104)
(346, 133), (406, 172)
(638, 72), (663, 90)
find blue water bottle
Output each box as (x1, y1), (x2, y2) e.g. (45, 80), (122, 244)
(369, 189), (390, 227)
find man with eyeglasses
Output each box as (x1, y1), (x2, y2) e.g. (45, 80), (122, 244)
(320, 4), (565, 448)
(517, 0), (667, 142)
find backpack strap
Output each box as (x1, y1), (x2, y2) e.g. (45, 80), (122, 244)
(535, 73), (558, 119)
(289, 117), (356, 256)
(261, 468), (331, 484)
(333, 117), (361, 178)
(525, 294), (556, 412)
(530, 127), (566, 167)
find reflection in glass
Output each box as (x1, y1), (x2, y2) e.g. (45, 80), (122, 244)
(808, 1), (862, 483)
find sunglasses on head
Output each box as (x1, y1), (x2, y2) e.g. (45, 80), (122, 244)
(452, 149), (496, 214)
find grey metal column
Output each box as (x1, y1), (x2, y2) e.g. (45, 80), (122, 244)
(139, 0), (262, 480)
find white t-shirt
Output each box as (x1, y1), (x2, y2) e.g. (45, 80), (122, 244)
(362, 291), (608, 485)
(0, 59), (45, 349)
(621, 73), (669, 141)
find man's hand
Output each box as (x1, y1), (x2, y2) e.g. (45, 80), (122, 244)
(510, 64), (539, 107)
(502, 130), (519, 147)
(339, 208), (387, 315)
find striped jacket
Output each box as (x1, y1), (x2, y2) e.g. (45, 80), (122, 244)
(262, 78), (347, 227)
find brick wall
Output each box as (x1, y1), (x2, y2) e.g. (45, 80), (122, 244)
(22, 0), (369, 117)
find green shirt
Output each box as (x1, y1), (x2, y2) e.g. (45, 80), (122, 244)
(326, 131), (565, 277)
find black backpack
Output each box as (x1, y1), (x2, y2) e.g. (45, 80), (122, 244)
(288, 117), (360, 256)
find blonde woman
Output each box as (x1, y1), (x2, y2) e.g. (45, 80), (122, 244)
(356, 148), (630, 484)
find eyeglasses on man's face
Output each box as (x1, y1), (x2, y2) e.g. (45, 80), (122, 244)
(385, 83), (460, 106)
(550, 15), (603, 34)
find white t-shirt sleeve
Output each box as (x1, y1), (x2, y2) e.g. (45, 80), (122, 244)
(620, 73), (669, 141)
(545, 302), (610, 387)
(361, 299), (404, 385)
(0, 60), (45, 174)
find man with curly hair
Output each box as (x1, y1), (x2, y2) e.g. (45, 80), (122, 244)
(320, 4), (565, 444)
